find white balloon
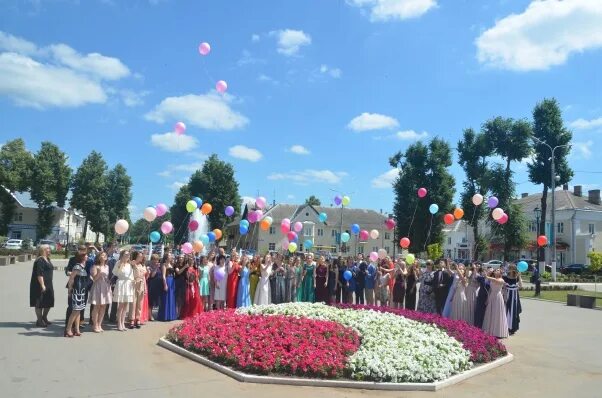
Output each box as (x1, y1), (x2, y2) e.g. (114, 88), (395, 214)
(370, 229), (379, 240)
(143, 206), (157, 222)
(492, 207), (504, 221)
(472, 193), (484, 206)
(114, 219), (129, 235)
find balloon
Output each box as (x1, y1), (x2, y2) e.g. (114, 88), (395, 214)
(207, 232), (216, 242)
(155, 203), (168, 217)
(492, 208), (504, 220)
(385, 218), (396, 231)
(498, 213), (509, 224)
(281, 237), (290, 250)
(264, 216), (273, 225)
(517, 261), (528, 273)
(444, 214), (454, 225)
(334, 195), (342, 206)
(288, 242), (297, 253)
(114, 219), (129, 235)
(417, 188), (427, 198)
(200, 234), (210, 245)
(400, 237), (410, 249)
(472, 194), (484, 206)
(378, 248), (387, 259)
(198, 42), (211, 56)
(188, 220), (199, 231)
(143, 206), (157, 222)
(255, 196), (267, 209)
(216, 80), (228, 93)
(193, 197), (203, 208)
(240, 219), (250, 228)
(201, 203), (212, 215)
(369, 251), (379, 262)
(193, 240), (204, 253)
(282, 218), (291, 225)
(214, 267), (226, 281)
(341, 232), (350, 243)
(280, 223), (290, 234)
(293, 222), (303, 232)
(287, 231), (298, 242)
(240, 225), (249, 235)
(454, 208), (464, 220)
(342, 195), (351, 206)
(181, 242), (193, 254)
(225, 206), (235, 217)
(186, 200), (197, 213)
(254, 210), (263, 221)
(248, 211), (258, 224)
(488, 196), (499, 209)
(359, 230), (370, 241)
(304, 239), (313, 249)
(350, 224), (360, 235)
(213, 229), (222, 240)
(161, 221), (173, 234)
(406, 253), (415, 265)
(260, 219), (270, 231)
(537, 235), (548, 247)
(319, 212), (328, 222)
(343, 270), (352, 281)
(429, 204), (439, 215)
(174, 121), (186, 135)
(370, 229), (379, 240)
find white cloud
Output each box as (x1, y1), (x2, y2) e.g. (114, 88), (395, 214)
(168, 181), (186, 191)
(268, 169), (347, 185)
(347, 0), (437, 22)
(569, 117), (602, 130)
(48, 43), (130, 80)
(396, 129), (428, 140)
(237, 50), (265, 67)
(150, 132), (199, 153)
(270, 29), (312, 56)
(288, 145), (310, 155)
(572, 140), (593, 160)
(257, 74), (279, 84)
(251, 34), (260, 42)
(319, 64), (342, 78)
(371, 168), (400, 188)
(120, 89), (150, 107)
(158, 160), (207, 178)
(347, 112), (399, 131)
(145, 92), (249, 131)
(229, 145), (263, 162)
(476, 0), (602, 71)
(0, 31), (37, 55)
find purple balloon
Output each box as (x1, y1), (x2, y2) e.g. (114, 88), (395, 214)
(488, 196), (499, 209)
(225, 205), (235, 217)
(214, 267), (226, 281)
(334, 195), (343, 206)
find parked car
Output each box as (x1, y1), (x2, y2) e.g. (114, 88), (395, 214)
(484, 259), (503, 268)
(559, 264), (588, 275)
(36, 239), (57, 251)
(5, 239), (23, 250)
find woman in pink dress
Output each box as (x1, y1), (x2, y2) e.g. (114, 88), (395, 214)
(482, 268), (509, 339)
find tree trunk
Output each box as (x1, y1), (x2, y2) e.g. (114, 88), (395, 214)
(83, 218), (88, 241)
(539, 186), (548, 263)
(472, 222), (479, 260)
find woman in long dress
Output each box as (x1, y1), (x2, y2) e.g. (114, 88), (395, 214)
(392, 260), (407, 309)
(173, 254), (187, 316)
(378, 270), (391, 307)
(482, 268), (509, 339)
(198, 255), (211, 312)
(157, 254), (177, 321)
(113, 250), (134, 332)
(314, 256), (329, 303)
(180, 256), (202, 319)
(474, 266), (490, 328)
(503, 264), (523, 335)
(89, 252), (112, 332)
(272, 254), (286, 304)
(147, 254), (163, 321)
(213, 255), (227, 310)
(449, 264), (469, 322)
(417, 260), (437, 313)
(254, 254), (273, 305)
(464, 264), (479, 325)
(226, 251), (241, 309)
(237, 255), (251, 307)
(327, 258), (338, 305)
(249, 256), (260, 305)
(301, 254), (316, 302)
(30, 245), (54, 327)
(442, 263), (458, 318)
(294, 256), (304, 302)
(405, 263), (419, 310)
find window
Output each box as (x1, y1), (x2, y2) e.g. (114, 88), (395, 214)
(299, 244), (304, 252)
(384, 246), (390, 253)
(373, 246), (379, 252)
(330, 247), (337, 254)
(12, 231), (22, 239)
(13, 212), (23, 222)
(304, 227), (314, 237)
(384, 232), (390, 240)
(447, 237), (452, 245)
(358, 245), (364, 254)
(331, 229), (336, 237)
(317, 228), (324, 237)
(461, 237), (467, 243)
(589, 223), (596, 234)
(529, 221), (538, 233)
(269, 226), (275, 235)
(557, 222), (564, 234)
(268, 243), (275, 251)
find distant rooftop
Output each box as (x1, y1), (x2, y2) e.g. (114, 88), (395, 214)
(516, 185), (602, 213)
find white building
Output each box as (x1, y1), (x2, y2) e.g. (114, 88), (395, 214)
(442, 219), (475, 261)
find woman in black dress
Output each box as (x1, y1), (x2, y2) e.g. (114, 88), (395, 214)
(405, 263), (419, 310)
(474, 266), (490, 329)
(29, 245), (54, 327)
(392, 260), (407, 309)
(147, 254), (163, 320)
(503, 264), (523, 335)
(173, 254), (187, 316)
(65, 252), (89, 337)
(327, 258), (338, 305)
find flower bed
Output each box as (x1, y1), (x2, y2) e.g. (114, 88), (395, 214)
(338, 304), (507, 363)
(241, 303), (472, 382)
(166, 310), (360, 378)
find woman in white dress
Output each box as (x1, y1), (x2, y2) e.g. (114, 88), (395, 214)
(449, 264), (468, 322)
(213, 254), (227, 310)
(254, 254), (273, 305)
(112, 250), (134, 331)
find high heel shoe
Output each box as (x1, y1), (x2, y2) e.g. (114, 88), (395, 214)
(74, 332), (81, 337)
(64, 331), (73, 338)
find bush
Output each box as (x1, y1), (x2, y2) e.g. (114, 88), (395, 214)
(588, 252), (602, 273)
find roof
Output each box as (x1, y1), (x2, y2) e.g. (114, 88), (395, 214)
(515, 189), (602, 213)
(5, 188), (84, 217)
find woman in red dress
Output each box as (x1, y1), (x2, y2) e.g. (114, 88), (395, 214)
(180, 256), (202, 319)
(226, 250), (241, 308)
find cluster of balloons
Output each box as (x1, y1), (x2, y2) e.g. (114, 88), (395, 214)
(198, 41), (228, 94)
(239, 196), (271, 235)
(128, 202), (174, 244)
(186, 197), (212, 215)
(333, 195), (351, 207)
(368, 248), (389, 262)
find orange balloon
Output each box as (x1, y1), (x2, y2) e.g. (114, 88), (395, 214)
(453, 208), (464, 220)
(537, 235), (548, 247)
(192, 240), (204, 253)
(213, 228), (222, 240)
(201, 203), (212, 215)
(444, 213), (454, 225)
(260, 219), (270, 231)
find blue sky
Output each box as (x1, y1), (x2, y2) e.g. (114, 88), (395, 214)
(1, 0), (601, 220)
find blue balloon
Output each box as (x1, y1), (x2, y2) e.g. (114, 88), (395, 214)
(200, 234), (210, 245)
(240, 219), (250, 228)
(517, 261), (528, 273)
(351, 223), (360, 235)
(149, 231), (161, 243)
(304, 239), (313, 249)
(343, 270), (352, 281)
(192, 196), (203, 208)
(318, 212), (327, 223)
(341, 232), (350, 243)
(239, 225), (248, 235)
(429, 204), (439, 215)
(207, 232), (216, 242)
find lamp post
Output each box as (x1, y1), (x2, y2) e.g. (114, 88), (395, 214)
(532, 137), (571, 281)
(534, 206), (541, 266)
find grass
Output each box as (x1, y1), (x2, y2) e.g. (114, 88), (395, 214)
(526, 289), (602, 307)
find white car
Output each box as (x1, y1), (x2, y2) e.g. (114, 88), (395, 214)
(484, 260), (503, 269)
(5, 239), (23, 250)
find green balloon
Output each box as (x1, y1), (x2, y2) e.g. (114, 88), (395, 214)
(186, 200), (197, 213)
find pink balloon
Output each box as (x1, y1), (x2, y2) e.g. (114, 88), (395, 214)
(385, 218), (396, 231)
(293, 222), (303, 232)
(161, 221), (173, 234)
(369, 251), (379, 262)
(359, 230), (370, 241)
(281, 237), (290, 250)
(216, 80), (228, 93)
(287, 231), (298, 242)
(188, 220), (199, 231)
(280, 223), (290, 234)
(417, 188), (427, 198)
(281, 218), (291, 226)
(198, 42), (211, 56)
(156, 203), (168, 217)
(498, 213), (509, 224)
(255, 196), (266, 209)
(254, 209), (263, 220)
(181, 242), (193, 254)
(174, 122), (186, 135)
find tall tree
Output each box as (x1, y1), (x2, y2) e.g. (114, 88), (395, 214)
(30, 142), (71, 239)
(528, 98), (573, 263)
(457, 128), (493, 260)
(70, 151), (108, 241)
(304, 195), (321, 206)
(105, 164), (133, 238)
(0, 139), (33, 235)
(389, 138), (455, 253)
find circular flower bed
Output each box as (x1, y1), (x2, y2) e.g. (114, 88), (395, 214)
(166, 310), (360, 378)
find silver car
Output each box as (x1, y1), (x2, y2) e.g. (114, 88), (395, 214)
(5, 239), (23, 250)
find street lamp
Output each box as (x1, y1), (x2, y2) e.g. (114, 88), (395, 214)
(533, 206), (541, 265)
(531, 136), (571, 281)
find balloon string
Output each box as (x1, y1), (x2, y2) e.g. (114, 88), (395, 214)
(172, 212), (192, 245)
(423, 214), (434, 252)
(135, 222), (152, 245)
(406, 200), (419, 237)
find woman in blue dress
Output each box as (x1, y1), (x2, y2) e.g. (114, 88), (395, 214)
(157, 253), (177, 321)
(236, 255), (251, 307)
(199, 256), (211, 311)
(442, 263), (458, 318)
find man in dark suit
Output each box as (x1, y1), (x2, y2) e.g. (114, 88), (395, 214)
(531, 265), (541, 297)
(433, 259), (453, 315)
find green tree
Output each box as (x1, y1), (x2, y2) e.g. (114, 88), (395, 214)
(30, 142), (72, 239)
(527, 99), (573, 262)
(70, 151), (108, 241)
(426, 243), (442, 260)
(105, 164), (133, 239)
(389, 138), (455, 253)
(0, 139), (33, 235)
(305, 195), (321, 206)
(588, 252), (602, 273)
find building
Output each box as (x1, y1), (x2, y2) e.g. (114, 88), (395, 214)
(225, 203), (396, 256)
(2, 190), (103, 244)
(442, 219), (475, 261)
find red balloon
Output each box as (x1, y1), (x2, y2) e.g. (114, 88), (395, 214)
(287, 231), (298, 242)
(359, 230), (370, 241)
(400, 237), (410, 249)
(444, 214), (454, 225)
(537, 235), (548, 247)
(417, 188), (427, 198)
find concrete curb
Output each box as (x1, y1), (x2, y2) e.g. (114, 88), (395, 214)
(523, 296), (601, 311)
(158, 337), (513, 391)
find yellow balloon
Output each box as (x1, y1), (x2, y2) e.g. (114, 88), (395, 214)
(406, 253), (415, 265)
(186, 200), (197, 213)
(342, 195), (351, 206)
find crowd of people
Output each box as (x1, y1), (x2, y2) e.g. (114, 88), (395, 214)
(29, 243), (522, 339)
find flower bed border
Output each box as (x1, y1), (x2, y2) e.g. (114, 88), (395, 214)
(158, 337), (513, 391)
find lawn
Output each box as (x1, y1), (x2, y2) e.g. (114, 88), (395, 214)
(525, 290), (602, 307)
